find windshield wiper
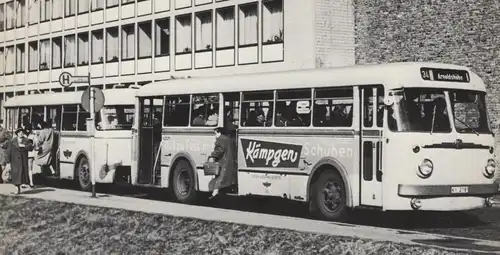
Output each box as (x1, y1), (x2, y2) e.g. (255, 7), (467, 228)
(453, 115), (480, 136)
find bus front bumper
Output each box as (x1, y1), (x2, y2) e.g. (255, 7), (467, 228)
(398, 183), (500, 198)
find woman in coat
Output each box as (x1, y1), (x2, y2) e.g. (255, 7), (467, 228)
(5, 128), (34, 194)
(35, 121), (56, 175)
(208, 127), (237, 198)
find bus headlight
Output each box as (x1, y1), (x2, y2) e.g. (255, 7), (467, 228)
(417, 159), (433, 179)
(484, 159), (496, 178)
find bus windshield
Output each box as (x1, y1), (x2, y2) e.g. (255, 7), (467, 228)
(96, 105), (135, 131)
(388, 88), (490, 134)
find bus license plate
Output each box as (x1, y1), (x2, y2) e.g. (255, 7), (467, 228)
(451, 186), (469, 194)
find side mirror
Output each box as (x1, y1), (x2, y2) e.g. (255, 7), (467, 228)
(384, 96), (395, 107)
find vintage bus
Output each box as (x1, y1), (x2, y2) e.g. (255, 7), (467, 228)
(132, 62), (499, 221)
(3, 88), (137, 191)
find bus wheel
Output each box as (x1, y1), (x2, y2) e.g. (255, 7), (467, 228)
(77, 157), (91, 192)
(312, 171), (348, 222)
(172, 160), (197, 204)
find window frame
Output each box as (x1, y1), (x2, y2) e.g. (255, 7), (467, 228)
(194, 10), (213, 53)
(77, 31), (89, 66)
(91, 29), (104, 64)
(38, 38), (51, 70)
(154, 17), (170, 57)
(15, 42), (25, 73)
(237, 2), (259, 48)
(239, 90), (274, 128)
(261, 0), (284, 45)
(312, 86), (355, 128)
(175, 14), (193, 55)
(215, 6), (235, 50)
(137, 20), (152, 59)
(105, 26), (119, 62)
(121, 23), (135, 61)
(51, 36), (62, 69)
(65, 0), (76, 17)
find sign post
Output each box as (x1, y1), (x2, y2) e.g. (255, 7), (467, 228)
(59, 72), (104, 198)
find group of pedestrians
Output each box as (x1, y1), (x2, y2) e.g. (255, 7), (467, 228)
(0, 121), (56, 194)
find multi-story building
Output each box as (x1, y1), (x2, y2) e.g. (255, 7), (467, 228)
(0, 0), (355, 119)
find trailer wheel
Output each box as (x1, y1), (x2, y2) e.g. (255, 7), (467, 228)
(311, 171), (348, 222)
(172, 160), (197, 204)
(77, 156), (91, 192)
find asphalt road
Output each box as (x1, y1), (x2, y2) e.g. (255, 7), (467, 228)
(42, 178), (500, 242)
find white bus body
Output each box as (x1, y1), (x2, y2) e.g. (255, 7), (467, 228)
(131, 62), (498, 221)
(4, 88), (137, 191)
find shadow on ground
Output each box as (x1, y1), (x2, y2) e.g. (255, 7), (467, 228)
(20, 188), (56, 195)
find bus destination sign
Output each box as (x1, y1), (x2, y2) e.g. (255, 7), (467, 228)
(420, 67), (470, 83)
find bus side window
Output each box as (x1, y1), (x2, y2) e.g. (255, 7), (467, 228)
(313, 87), (353, 127)
(6, 108), (16, 131)
(32, 106), (45, 130)
(163, 95), (190, 127)
(77, 105), (90, 131)
(276, 89), (312, 127)
(191, 94), (219, 127)
(241, 91), (274, 127)
(376, 86), (385, 128)
(62, 105), (78, 131)
(223, 92), (240, 131)
(47, 106), (62, 131)
(363, 89), (373, 128)
(18, 107), (31, 128)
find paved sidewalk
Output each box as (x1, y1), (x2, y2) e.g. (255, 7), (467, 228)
(0, 184), (500, 254)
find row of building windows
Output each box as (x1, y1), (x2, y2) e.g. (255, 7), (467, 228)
(0, 0), (283, 74)
(0, 0), (236, 31)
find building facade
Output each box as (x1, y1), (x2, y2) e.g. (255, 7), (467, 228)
(0, 0), (354, 108)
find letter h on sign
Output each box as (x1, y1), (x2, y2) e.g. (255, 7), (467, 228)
(59, 71), (74, 88)
(62, 74), (70, 85)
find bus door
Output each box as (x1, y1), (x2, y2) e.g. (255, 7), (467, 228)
(137, 97), (163, 185)
(223, 92), (240, 179)
(359, 86), (384, 207)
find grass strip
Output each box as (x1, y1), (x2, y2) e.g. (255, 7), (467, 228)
(0, 195), (475, 255)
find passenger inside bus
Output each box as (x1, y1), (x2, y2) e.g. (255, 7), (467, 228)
(223, 106), (238, 133)
(313, 106), (328, 126)
(287, 101), (311, 127)
(274, 102), (289, 127)
(428, 97), (450, 132)
(206, 108), (218, 126)
(331, 106), (347, 126)
(192, 105), (206, 126)
(31, 110), (44, 130)
(244, 110), (259, 126)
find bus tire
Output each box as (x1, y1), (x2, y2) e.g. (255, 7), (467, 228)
(311, 171), (348, 222)
(76, 156), (91, 192)
(172, 160), (197, 204)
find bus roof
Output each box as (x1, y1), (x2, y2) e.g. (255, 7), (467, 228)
(4, 88), (138, 107)
(137, 62), (486, 97)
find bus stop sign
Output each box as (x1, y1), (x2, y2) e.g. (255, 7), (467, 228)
(81, 87), (105, 113)
(59, 72), (89, 88)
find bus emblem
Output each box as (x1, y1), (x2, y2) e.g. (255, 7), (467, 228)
(455, 139), (463, 149)
(241, 138), (302, 168)
(63, 149), (72, 158)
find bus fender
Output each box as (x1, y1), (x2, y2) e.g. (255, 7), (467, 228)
(169, 152), (199, 190)
(307, 157), (353, 208)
